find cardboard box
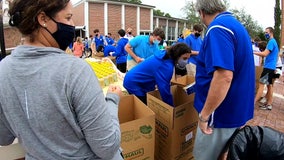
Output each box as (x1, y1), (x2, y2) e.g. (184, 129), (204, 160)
(147, 85), (198, 160)
(171, 75), (195, 87)
(118, 95), (155, 160)
(255, 66), (263, 91)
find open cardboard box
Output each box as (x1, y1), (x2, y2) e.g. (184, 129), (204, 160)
(147, 85), (198, 160)
(118, 95), (155, 160)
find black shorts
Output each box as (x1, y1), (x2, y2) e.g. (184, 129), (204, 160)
(273, 66), (282, 79)
(259, 68), (275, 85)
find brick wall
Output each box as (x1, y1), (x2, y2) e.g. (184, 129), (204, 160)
(108, 4), (122, 40)
(125, 6), (137, 36)
(89, 3), (105, 35)
(73, 3), (85, 26)
(140, 8), (151, 30)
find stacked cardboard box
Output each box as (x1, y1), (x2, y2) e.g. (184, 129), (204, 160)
(147, 85), (198, 160)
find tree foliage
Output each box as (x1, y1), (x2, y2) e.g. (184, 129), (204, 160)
(181, 0), (264, 39)
(274, 0), (281, 48)
(181, 1), (200, 27)
(117, 0), (142, 4)
(153, 9), (171, 18)
(230, 8), (263, 39)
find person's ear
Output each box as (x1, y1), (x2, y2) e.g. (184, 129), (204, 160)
(37, 12), (50, 28)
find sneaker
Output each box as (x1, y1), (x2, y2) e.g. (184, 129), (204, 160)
(266, 104), (272, 110)
(259, 97), (267, 104)
(259, 104), (272, 110)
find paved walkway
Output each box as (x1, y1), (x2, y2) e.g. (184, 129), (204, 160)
(247, 76), (284, 133)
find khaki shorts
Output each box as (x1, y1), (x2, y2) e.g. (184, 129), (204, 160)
(127, 59), (138, 71)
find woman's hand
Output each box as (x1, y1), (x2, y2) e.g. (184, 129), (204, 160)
(107, 84), (122, 97)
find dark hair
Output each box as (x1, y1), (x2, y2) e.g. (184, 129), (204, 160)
(193, 24), (203, 32)
(163, 43), (191, 62)
(8, 0), (70, 36)
(97, 45), (104, 52)
(94, 29), (99, 33)
(118, 29), (126, 37)
(266, 27), (274, 34)
(152, 28), (165, 40)
(258, 41), (267, 52)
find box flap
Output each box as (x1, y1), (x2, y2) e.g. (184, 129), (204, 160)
(171, 75), (195, 87)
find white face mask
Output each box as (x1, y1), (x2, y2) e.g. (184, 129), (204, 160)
(176, 59), (188, 69)
(154, 39), (160, 44)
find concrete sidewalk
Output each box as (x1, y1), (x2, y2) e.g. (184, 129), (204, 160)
(248, 77), (284, 133)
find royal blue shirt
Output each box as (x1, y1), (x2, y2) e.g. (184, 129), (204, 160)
(106, 37), (115, 46)
(194, 12), (255, 128)
(127, 35), (159, 61)
(264, 38), (279, 70)
(103, 45), (115, 57)
(93, 35), (105, 50)
(123, 50), (174, 106)
(184, 33), (202, 64)
(112, 37), (128, 64)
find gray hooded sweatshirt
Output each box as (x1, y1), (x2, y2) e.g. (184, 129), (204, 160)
(0, 45), (122, 160)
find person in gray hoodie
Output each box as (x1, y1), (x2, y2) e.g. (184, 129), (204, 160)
(0, 0), (123, 159)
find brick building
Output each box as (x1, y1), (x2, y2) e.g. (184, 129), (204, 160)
(72, 0), (188, 42)
(2, 0), (188, 49)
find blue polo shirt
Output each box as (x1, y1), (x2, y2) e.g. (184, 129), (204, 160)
(93, 35), (105, 50)
(194, 12), (255, 128)
(123, 50), (174, 106)
(264, 38), (279, 70)
(127, 35), (159, 61)
(184, 33), (203, 64)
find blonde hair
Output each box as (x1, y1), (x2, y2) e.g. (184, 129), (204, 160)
(76, 37), (82, 43)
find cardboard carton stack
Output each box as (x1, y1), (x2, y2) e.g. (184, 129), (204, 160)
(147, 83), (198, 160)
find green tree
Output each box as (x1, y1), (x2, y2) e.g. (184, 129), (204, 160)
(117, 0), (142, 4)
(230, 8), (263, 39)
(181, 1), (200, 27)
(181, 0), (263, 38)
(274, 0), (281, 48)
(153, 9), (171, 18)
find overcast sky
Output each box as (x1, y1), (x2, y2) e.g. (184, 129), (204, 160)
(71, 0), (276, 29)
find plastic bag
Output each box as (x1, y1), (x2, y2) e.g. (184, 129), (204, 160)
(218, 125), (284, 160)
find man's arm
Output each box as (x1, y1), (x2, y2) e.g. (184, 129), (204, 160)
(254, 49), (270, 57)
(91, 42), (97, 56)
(199, 68), (233, 134)
(124, 44), (143, 63)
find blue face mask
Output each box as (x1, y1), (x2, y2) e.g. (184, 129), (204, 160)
(46, 17), (75, 50)
(265, 33), (270, 39)
(176, 59), (188, 69)
(154, 39), (160, 45)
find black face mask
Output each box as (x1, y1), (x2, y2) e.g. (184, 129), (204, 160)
(195, 33), (201, 37)
(46, 17), (75, 50)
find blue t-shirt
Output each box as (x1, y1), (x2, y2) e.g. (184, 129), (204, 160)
(112, 37), (129, 64)
(194, 12), (255, 128)
(123, 50), (174, 106)
(127, 35), (159, 61)
(264, 38), (279, 70)
(177, 37), (184, 43)
(103, 45), (115, 57)
(106, 37), (115, 46)
(93, 35), (105, 50)
(184, 33), (203, 64)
